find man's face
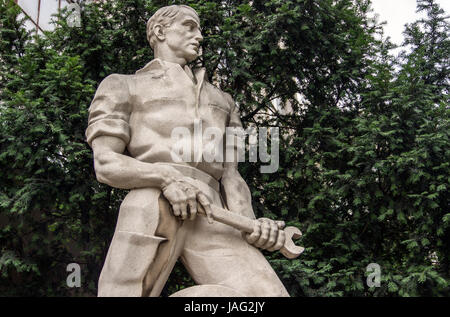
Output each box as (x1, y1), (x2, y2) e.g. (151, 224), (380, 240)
(164, 9), (203, 63)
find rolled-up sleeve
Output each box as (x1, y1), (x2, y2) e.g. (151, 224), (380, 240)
(85, 74), (131, 147)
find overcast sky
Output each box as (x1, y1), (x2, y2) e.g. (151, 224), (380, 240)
(370, 0), (450, 45)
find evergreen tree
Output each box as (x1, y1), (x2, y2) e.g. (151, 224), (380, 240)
(0, 0), (448, 296)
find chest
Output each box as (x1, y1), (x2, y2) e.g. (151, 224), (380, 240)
(129, 70), (231, 134)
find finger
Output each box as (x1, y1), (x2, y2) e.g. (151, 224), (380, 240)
(196, 192), (209, 213)
(276, 220), (285, 229)
(174, 191), (188, 204)
(262, 221), (278, 250)
(184, 188), (198, 220)
(172, 203), (181, 217)
(184, 187), (197, 200)
(180, 203), (187, 220)
(255, 220), (270, 248)
(188, 199), (198, 220)
(244, 221), (261, 245)
(204, 204), (214, 224)
(197, 193), (214, 224)
(268, 229), (286, 252)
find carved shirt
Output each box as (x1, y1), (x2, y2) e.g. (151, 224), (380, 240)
(85, 58), (242, 180)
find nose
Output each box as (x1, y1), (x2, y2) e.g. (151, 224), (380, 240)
(195, 30), (203, 43)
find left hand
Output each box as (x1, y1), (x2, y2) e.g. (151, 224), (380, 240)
(242, 218), (286, 251)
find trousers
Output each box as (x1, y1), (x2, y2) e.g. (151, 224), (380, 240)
(97, 163), (289, 297)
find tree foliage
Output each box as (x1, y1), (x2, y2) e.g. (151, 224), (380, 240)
(0, 0), (448, 296)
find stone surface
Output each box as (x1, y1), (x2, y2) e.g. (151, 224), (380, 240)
(86, 4), (292, 297)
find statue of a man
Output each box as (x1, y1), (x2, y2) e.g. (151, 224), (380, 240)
(86, 4), (289, 297)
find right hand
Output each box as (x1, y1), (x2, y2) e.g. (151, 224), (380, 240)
(161, 177), (213, 223)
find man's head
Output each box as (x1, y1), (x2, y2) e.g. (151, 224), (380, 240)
(146, 5), (203, 65)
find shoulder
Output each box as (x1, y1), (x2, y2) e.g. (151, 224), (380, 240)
(204, 82), (236, 107)
(222, 91), (234, 105)
(101, 73), (131, 82)
(97, 73), (131, 93)
(221, 91), (240, 114)
(90, 73), (134, 108)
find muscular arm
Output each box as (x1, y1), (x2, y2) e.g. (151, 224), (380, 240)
(220, 92), (256, 219)
(221, 162), (256, 219)
(220, 92), (285, 251)
(87, 74), (213, 222)
(91, 135), (214, 222)
(91, 135), (184, 189)
(221, 155), (286, 251)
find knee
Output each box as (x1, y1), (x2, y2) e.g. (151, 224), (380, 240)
(231, 274), (290, 297)
(244, 283), (290, 297)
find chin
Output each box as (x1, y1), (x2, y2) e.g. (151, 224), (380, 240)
(186, 53), (199, 63)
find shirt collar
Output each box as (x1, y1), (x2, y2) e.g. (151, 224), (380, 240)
(135, 58), (167, 74)
(136, 58), (208, 83)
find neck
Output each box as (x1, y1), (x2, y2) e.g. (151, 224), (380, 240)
(154, 46), (187, 68)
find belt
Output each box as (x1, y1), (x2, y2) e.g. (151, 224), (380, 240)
(156, 163), (220, 193)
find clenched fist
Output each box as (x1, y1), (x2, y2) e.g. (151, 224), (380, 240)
(243, 218), (286, 251)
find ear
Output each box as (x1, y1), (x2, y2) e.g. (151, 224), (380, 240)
(153, 24), (165, 41)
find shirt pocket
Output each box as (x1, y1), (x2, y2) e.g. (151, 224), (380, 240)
(206, 102), (230, 129)
(208, 102), (229, 114)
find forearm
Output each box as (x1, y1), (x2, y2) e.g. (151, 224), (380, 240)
(95, 153), (183, 189)
(92, 136), (183, 190)
(221, 167), (256, 219)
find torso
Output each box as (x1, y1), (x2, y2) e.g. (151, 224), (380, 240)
(123, 60), (232, 180)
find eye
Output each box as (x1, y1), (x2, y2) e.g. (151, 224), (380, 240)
(183, 21), (197, 31)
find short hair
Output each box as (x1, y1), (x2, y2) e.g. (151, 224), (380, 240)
(146, 5), (199, 50)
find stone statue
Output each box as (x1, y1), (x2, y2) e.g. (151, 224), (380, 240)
(85, 4), (302, 297)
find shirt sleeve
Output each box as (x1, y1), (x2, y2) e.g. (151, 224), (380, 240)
(85, 74), (131, 147)
(223, 92), (245, 164)
(223, 92), (243, 129)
